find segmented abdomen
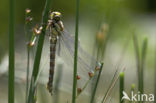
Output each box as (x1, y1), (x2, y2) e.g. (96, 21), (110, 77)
(47, 38), (57, 95)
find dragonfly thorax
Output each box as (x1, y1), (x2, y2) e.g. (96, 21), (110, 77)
(48, 11), (64, 38)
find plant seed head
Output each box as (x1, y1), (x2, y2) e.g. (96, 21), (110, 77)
(95, 67), (100, 71)
(77, 88), (82, 94)
(95, 62), (101, 71)
(25, 8), (31, 14)
(88, 71), (94, 78)
(96, 31), (105, 42)
(28, 41), (35, 47)
(96, 23), (109, 43)
(25, 16), (33, 22)
(77, 75), (81, 80)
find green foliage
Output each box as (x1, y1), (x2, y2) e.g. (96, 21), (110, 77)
(133, 34), (148, 103)
(120, 72), (124, 103)
(72, 0), (80, 103)
(90, 63), (104, 103)
(27, 0), (52, 102)
(8, 0), (15, 102)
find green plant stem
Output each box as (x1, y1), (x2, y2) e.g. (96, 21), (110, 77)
(90, 63), (104, 103)
(27, 0), (52, 102)
(76, 78), (91, 98)
(133, 33), (140, 86)
(129, 84), (135, 103)
(132, 33), (141, 99)
(24, 15), (31, 103)
(133, 34), (148, 103)
(8, 0), (15, 102)
(26, 45), (30, 101)
(154, 42), (156, 103)
(140, 38), (148, 95)
(76, 66), (100, 98)
(72, 0), (80, 102)
(76, 78), (91, 99)
(120, 72), (124, 103)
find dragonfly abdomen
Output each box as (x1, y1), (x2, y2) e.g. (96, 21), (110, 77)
(47, 38), (57, 95)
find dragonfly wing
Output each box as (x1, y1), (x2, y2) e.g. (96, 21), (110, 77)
(59, 29), (97, 73)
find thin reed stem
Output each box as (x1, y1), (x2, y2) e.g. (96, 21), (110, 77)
(24, 11), (32, 102)
(155, 41), (156, 103)
(72, 0), (80, 102)
(76, 64), (102, 98)
(8, 0), (15, 102)
(76, 77), (91, 98)
(132, 33), (142, 103)
(133, 33), (148, 103)
(133, 33), (141, 90)
(26, 46), (30, 100)
(120, 72), (124, 103)
(27, 0), (52, 102)
(90, 63), (104, 103)
(129, 84), (135, 103)
(140, 38), (148, 95)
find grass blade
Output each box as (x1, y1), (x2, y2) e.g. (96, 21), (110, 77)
(27, 0), (52, 102)
(90, 63), (104, 103)
(155, 42), (156, 103)
(119, 72), (124, 103)
(8, 0), (15, 102)
(72, 0), (80, 102)
(133, 33), (148, 103)
(132, 33), (141, 89)
(140, 38), (148, 95)
(129, 84), (135, 103)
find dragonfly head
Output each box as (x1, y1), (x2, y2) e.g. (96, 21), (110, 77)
(50, 11), (62, 21)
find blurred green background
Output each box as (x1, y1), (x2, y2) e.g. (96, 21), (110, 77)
(0, 0), (156, 103)
(0, 0), (156, 60)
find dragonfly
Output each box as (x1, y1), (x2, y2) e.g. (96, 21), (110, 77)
(29, 11), (101, 95)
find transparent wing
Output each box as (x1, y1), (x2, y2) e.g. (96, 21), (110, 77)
(31, 28), (98, 85)
(59, 29), (97, 74)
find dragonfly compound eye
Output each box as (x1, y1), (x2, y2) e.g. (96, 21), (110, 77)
(50, 11), (62, 20)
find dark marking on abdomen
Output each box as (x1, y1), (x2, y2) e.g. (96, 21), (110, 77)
(47, 38), (57, 95)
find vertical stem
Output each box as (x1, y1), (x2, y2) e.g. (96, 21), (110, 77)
(154, 41), (156, 103)
(140, 38), (147, 95)
(72, 0), (80, 103)
(139, 38), (147, 103)
(120, 72), (124, 103)
(24, 15), (31, 103)
(129, 84), (135, 103)
(132, 33), (140, 92)
(27, 0), (52, 102)
(90, 63), (104, 103)
(8, 0), (15, 102)
(26, 45), (30, 101)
